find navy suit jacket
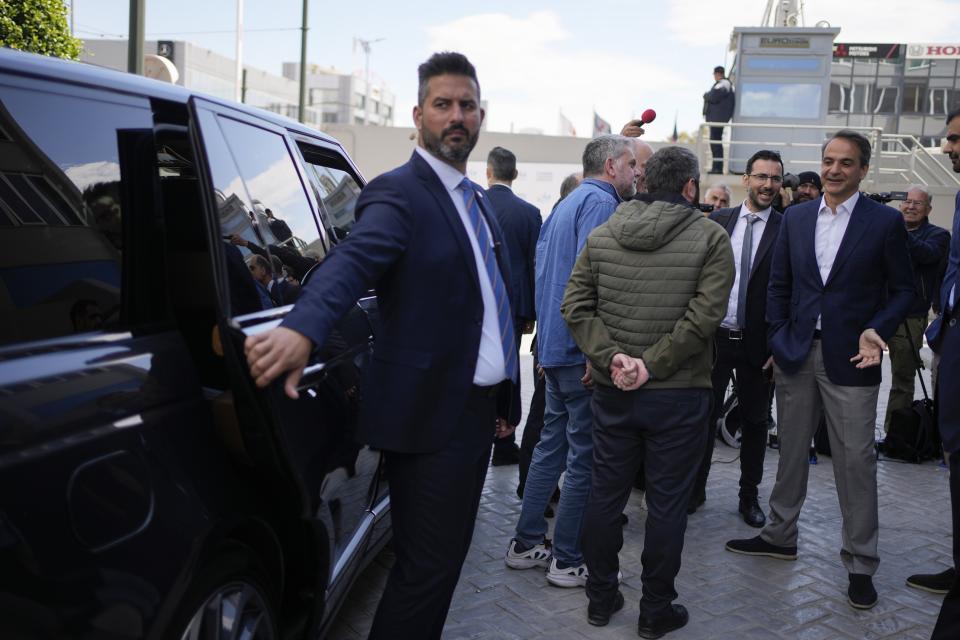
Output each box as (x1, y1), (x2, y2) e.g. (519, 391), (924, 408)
(485, 184), (541, 322)
(709, 205), (783, 367)
(282, 151), (519, 453)
(927, 192), (959, 451)
(767, 194), (914, 386)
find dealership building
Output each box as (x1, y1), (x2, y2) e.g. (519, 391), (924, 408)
(827, 42), (960, 146)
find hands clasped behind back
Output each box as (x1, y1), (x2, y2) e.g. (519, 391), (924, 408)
(609, 353), (650, 391)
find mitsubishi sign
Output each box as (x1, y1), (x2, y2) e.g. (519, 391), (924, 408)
(906, 43), (960, 59)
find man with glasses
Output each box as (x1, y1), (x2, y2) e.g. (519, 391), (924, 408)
(690, 151), (783, 526)
(883, 187), (949, 434)
(725, 130), (914, 610)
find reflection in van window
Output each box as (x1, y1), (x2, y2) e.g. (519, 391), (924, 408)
(0, 89), (153, 346)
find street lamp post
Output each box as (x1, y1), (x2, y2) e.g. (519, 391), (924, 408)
(127, 0), (144, 74)
(355, 37), (384, 126)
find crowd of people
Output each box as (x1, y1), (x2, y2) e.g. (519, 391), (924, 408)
(243, 51), (960, 640)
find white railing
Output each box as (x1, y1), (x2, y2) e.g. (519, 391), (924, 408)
(696, 123), (959, 188)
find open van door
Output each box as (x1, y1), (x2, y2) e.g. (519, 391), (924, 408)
(186, 97), (383, 612)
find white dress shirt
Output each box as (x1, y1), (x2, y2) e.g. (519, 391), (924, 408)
(814, 191), (859, 329)
(722, 202), (771, 330)
(414, 147), (507, 385)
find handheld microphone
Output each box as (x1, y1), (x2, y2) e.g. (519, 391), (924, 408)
(640, 109), (657, 125)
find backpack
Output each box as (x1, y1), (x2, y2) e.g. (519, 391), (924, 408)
(883, 322), (941, 463)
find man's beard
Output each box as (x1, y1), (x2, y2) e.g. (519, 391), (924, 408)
(795, 192), (815, 204)
(421, 124), (478, 164)
(748, 187), (773, 210)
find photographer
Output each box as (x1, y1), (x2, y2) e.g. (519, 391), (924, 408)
(883, 187), (950, 434)
(784, 172), (822, 211)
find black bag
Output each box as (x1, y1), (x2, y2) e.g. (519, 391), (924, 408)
(884, 323), (941, 463)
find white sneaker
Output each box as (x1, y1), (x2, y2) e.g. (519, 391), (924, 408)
(546, 557), (588, 587)
(505, 539), (552, 569)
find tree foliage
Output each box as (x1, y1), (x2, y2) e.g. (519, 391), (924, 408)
(0, 0), (81, 60)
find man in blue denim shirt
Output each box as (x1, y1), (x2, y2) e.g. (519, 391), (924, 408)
(505, 134), (639, 587)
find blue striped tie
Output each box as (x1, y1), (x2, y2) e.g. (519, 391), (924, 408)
(459, 178), (519, 383)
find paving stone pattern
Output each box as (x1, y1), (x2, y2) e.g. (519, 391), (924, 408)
(327, 350), (951, 639)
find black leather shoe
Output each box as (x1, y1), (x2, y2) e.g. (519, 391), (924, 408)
(725, 535), (797, 560)
(587, 590), (624, 626)
(906, 567), (955, 594)
(738, 498), (766, 528)
(637, 604), (689, 639)
(848, 573), (878, 609)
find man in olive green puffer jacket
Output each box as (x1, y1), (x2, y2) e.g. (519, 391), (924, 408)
(561, 146), (734, 637)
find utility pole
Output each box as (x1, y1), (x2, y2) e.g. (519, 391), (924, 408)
(355, 37), (384, 125)
(235, 0), (243, 102)
(127, 0), (144, 74)
(298, 0), (308, 123)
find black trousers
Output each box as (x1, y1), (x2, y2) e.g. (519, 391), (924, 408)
(933, 311), (960, 639)
(368, 385), (496, 640)
(709, 126), (724, 172)
(517, 348), (546, 497)
(583, 385), (711, 615)
(933, 452), (960, 639)
(693, 334), (771, 501)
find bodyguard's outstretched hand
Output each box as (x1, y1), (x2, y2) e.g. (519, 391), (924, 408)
(850, 328), (886, 369)
(244, 327), (312, 399)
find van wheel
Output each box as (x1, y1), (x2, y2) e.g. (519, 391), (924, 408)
(174, 545), (278, 640)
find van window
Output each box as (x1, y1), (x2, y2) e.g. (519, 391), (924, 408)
(0, 86), (153, 346)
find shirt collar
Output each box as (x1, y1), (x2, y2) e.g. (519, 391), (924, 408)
(739, 201), (772, 222)
(582, 177), (621, 202)
(817, 191), (859, 216)
(415, 146), (467, 192)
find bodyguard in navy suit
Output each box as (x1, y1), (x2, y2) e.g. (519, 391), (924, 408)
(244, 53), (518, 639)
(485, 146), (541, 465)
(726, 131), (914, 611)
(930, 108), (960, 640)
(485, 146), (541, 329)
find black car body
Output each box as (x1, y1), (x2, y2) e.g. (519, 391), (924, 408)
(0, 47), (389, 639)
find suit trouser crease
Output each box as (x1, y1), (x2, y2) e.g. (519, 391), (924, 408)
(515, 364), (593, 565)
(694, 335), (770, 500)
(367, 388), (495, 640)
(762, 341), (880, 575)
(583, 386), (711, 615)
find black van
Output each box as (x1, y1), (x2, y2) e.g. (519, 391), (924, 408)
(0, 47), (388, 639)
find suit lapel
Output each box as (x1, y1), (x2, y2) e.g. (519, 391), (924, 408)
(825, 196), (869, 286)
(749, 211), (781, 281)
(723, 206), (740, 235)
(796, 205), (825, 287)
(411, 152), (481, 291)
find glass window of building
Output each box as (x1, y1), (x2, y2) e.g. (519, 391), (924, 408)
(740, 83), (822, 119)
(903, 83), (927, 114)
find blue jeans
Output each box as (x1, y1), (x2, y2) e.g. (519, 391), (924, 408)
(514, 364), (594, 565)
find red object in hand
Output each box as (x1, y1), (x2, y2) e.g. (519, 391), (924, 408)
(641, 109), (657, 125)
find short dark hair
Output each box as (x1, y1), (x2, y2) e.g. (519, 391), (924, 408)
(745, 149), (784, 175)
(948, 107), (960, 125)
(559, 173), (582, 200)
(417, 52), (480, 106)
(714, 66), (725, 75)
(644, 146), (700, 194)
(823, 129), (872, 166)
(487, 146), (517, 181)
(248, 254), (272, 275)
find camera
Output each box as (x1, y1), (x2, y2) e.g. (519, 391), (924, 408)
(696, 203), (715, 213)
(866, 191), (908, 204)
(782, 173), (800, 190)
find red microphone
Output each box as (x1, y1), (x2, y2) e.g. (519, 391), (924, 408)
(640, 109), (657, 125)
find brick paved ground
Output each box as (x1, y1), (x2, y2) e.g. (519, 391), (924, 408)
(328, 349), (951, 639)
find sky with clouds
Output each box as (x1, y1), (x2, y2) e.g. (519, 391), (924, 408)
(76, 0), (960, 140)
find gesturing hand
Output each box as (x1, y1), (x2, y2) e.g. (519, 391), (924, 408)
(850, 328), (886, 369)
(244, 327), (313, 399)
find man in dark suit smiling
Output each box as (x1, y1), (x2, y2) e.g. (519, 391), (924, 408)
(726, 130), (913, 611)
(244, 52), (518, 639)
